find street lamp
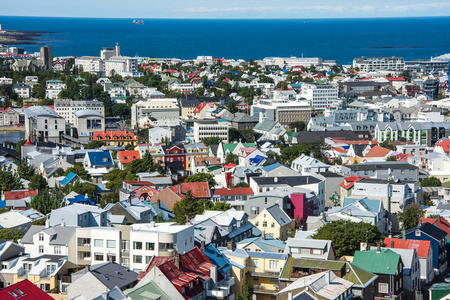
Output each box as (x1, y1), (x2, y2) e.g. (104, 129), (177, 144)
(387, 266), (392, 298)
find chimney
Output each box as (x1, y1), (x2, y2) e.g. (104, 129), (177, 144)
(288, 292), (293, 300)
(173, 251), (180, 268)
(391, 241), (395, 248)
(324, 271), (331, 285)
(261, 230), (265, 240)
(376, 242), (381, 253)
(201, 240), (205, 249)
(367, 244), (371, 250)
(45, 219), (50, 228)
(178, 184), (182, 194)
(210, 265), (218, 287)
(348, 209), (352, 216)
(128, 195), (132, 205)
(157, 199), (161, 208)
(402, 230), (406, 241)
(227, 241), (233, 251)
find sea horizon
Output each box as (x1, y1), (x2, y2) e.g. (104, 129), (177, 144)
(1, 15), (450, 64)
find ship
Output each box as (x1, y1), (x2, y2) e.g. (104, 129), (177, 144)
(133, 20), (144, 25)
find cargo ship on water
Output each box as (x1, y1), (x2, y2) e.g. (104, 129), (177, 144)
(133, 20), (144, 25)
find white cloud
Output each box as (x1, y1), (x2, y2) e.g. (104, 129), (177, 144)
(180, 5), (347, 14)
(386, 2), (450, 12)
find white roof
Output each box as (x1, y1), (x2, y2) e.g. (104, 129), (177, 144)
(0, 211), (32, 228)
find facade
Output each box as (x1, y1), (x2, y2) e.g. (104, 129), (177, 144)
(341, 162), (419, 181)
(48, 204), (109, 227)
(54, 99), (105, 125)
(301, 83), (339, 111)
(131, 99), (179, 128)
(13, 82), (32, 99)
(250, 204), (295, 241)
(251, 99), (312, 126)
(73, 109), (105, 140)
(193, 119), (230, 143)
(104, 55), (138, 76)
(148, 127), (172, 145)
(24, 106), (66, 143)
(45, 79), (66, 99)
(92, 130), (139, 147)
(291, 154), (330, 175)
(374, 122), (450, 146)
(353, 56), (406, 72)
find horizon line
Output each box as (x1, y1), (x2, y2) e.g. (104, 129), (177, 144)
(1, 14), (450, 20)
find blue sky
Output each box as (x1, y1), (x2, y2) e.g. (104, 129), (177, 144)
(2, 0), (450, 19)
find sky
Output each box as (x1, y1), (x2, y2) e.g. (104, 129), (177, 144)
(2, 0), (450, 19)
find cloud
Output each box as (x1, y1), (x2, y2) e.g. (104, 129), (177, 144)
(352, 5), (376, 13)
(386, 2), (450, 12)
(180, 5), (347, 14)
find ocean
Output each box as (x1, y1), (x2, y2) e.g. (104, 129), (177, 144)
(1, 16), (450, 64)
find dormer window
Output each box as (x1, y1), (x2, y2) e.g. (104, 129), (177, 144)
(102, 158), (109, 162)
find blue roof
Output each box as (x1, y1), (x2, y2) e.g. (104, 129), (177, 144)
(249, 155), (265, 166)
(146, 201), (175, 221)
(229, 223), (254, 239)
(60, 172), (78, 186)
(262, 162), (284, 172)
(87, 151), (113, 166)
(67, 194), (96, 206)
(343, 197), (381, 213)
(202, 244), (232, 275)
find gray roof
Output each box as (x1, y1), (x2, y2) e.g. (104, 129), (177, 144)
(344, 162), (417, 171)
(20, 225), (76, 246)
(75, 262), (138, 290)
(74, 109), (103, 118)
(24, 106), (61, 119)
(266, 204), (293, 226)
(251, 175), (321, 187)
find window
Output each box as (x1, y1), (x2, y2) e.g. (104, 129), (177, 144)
(133, 241), (143, 250)
(133, 255), (142, 264)
(269, 260), (279, 270)
(253, 259), (259, 268)
(312, 249), (322, 255)
(54, 246), (61, 254)
(263, 221), (267, 228)
(271, 222), (275, 228)
(379, 283), (389, 293)
(415, 230), (421, 237)
(146, 256), (152, 264)
(107, 240), (116, 249)
(95, 254), (104, 261)
(146, 242), (155, 251)
(400, 278), (402, 288)
(290, 247), (299, 254)
(39, 245), (44, 253)
(94, 239), (104, 247)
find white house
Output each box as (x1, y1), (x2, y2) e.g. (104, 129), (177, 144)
(291, 154), (330, 175)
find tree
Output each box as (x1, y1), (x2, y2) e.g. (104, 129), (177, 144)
(154, 213), (165, 223)
(288, 121), (306, 132)
(201, 136), (222, 146)
(234, 182), (249, 188)
(236, 283), (253, 300)
(54, 168), (65, 177)
(28, 174), (48, 191)
(0, 228), (24, 243)
(112, 104), (131, 118)
(225, 153), (238, 165)
(420, 176), (442, 187)
(211, 202), (231, 211)
(64, 163), (90, 181)
(100, 192), (119, 208)
(0, 166), (23, 192)
(227, 99), (238, 113)
(398, 204), (425, 230)
(16, 139), (26, 156)
(125, 144), (135, 150)
(17, 159), (35, 180)
(423, 192), (434, 206)
(173, 190), (213, 224)
(84, 141), (105, 149)
(379, 140), (396, 151)
(185, 173), (217, 188)
(280, 141), (324, 166)
(313, 220), (381, 258)
(30, 187), (63, 215)
(386, 156), (397, 161)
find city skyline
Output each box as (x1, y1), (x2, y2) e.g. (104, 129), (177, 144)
(2, 0), (450, 19)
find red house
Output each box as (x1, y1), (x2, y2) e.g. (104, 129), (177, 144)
(162, 145), (186, 169)
(0, 279), (54, 299)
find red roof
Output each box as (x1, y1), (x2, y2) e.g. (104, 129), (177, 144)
(123, 180), (155, 186)
(131, 185), (159, 200)
(223, 163), (237, 169)
(385, 77), (406, 81)
(118, 150), (141, 164)
(331, 138), (378, 145)
(384, 237), (431, 258)
(93, 130), (138, 142)
(3, 190), (37, 200)
(339, 176), (368, 190)
(332, 147), (347, 153)
(169, 182), (211, 198)
(0, 279), (54, 299)
(193, 102), (213, 113)
(436, 140), (450, 153)
(214, 187), (254, 196)
(364, 145), (392, 158)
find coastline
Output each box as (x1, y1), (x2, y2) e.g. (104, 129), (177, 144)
(0, 29), (51, 45)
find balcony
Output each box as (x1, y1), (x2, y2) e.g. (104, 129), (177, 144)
(207, 289), (231, 298)
(77, 258), (92, 265)
(77, 243), (91, 251)
(247, 267), (281, 278)
(218, 277), (235, 288)
(252, 284), (280, 294)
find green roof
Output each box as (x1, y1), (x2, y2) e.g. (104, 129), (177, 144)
(352, 249), (400, 275)
(281, 258), (377, 287)
(254, 120), (277, 132)
(74, 76), (85, 82)
(207, 165), (222, 172)
(222, 143), (238, 154)
(443, 181), (450, 188)
(429, 283), (450, 291)
(125, 280), (171, 300)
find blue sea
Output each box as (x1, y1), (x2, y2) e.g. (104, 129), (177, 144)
(1, 16), (450, 64)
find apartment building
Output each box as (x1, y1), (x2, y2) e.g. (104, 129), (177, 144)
(131, 99), (179, 128)
(45, 79), (66, 99)
(75, 56), (104, 74)
(104, 55), (138, 76)
(374, 122), (450, 146)
(24, 106), (66, 143)
(54, 99), (105, 125)
(301, 83), (339, 111)
(13, 82), (31, 99)
(251, 99), (312, 126)
(353, 56), (406, 72)
(193, 119), (230, 143)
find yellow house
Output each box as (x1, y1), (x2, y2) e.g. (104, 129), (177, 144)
(92, 130), (140, 147)
(250, 204), (295, 241)
(220, 244), (288, 300)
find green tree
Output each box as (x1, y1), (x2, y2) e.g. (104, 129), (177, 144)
(288, 121), (306, 132)
(100, 192), (119, 208)
(0, 166), (23, 192)
(227, 99), (238, 114)
(30, 187), (63, 215)
(420, 176), (442, 187)
(28, 174), (48, 191)
(398, 204), (425, 230)
(173, 190), (203, 225)
(185, 173), (217, 188)
(17, 159), (35, 180)
(225, 153), (239, 165)
(112, 104), (131, 118)
(234, 182), (249, 188)
(423, 192), (434, 206)
(312, 220), (381, 258)
(16, 139), (26, 156)
(84, 141), (105, 149)
(201, 136), (222, 146)
(54, 168), (65, 177)
(0, 228), (24, 243)
(125, 144), (135, 150)
(211, 202), (231, 211)
(379, 140), (396, 151)
(154, 213), (165, 223)
(280, 141), (324, 166)
(236, 283), (253, 300)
